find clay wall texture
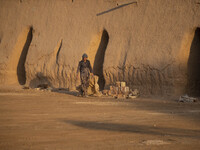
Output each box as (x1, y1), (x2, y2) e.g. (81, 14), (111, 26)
(0, 0), (200, 96)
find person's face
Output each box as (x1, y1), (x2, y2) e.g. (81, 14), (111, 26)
(83, 57), (87, 61)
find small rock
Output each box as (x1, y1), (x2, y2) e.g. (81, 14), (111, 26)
(22, 86), (29, 89)
(47, 87), (53, 91)
(37, 84), (49, 89)
(35, 88), (40, 91)
(129, 95), (137, 99)
(179, 94), (197, 103)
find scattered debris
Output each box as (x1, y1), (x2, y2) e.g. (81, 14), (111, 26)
(31, 80), (140, 99)
(103, 81), (139, 99)
(33, 84), (53, 92)
(46, 87), (53, 91)
(35, 88), (40, 91)
(129, 89), (139, 99)
(22, 86), (29, 89)
(37, 84), (49, 89)
(179, 95), (197, 103)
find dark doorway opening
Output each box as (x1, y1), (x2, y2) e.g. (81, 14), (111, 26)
(187, 27), (200, 96)
(17, 27), (33, 85)
(93, 29), (109, 90)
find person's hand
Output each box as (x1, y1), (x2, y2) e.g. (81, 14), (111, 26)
(90, 73), (94, 76)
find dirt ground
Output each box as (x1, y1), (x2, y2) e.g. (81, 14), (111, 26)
(0, 86), (200, 150)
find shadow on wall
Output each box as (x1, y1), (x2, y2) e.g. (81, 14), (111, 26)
(93, 29), (109, 91)
(29, 72), (52, 88)
(187, 27), (200, 96)
(17, 27), (33, 85)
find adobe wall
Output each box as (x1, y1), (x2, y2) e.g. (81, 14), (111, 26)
(0, 0), (200, 96)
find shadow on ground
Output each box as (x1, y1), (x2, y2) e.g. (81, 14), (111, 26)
(63, 120), (200, 139)
(51, 88), (79, 96)
(29, 72), (79, 96)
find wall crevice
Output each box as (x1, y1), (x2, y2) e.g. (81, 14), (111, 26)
(17, 27), (33, 85)
(93, 29), (109, 90)
(187, 27), (200, 96)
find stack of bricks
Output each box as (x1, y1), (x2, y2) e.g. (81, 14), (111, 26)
(103, 81), (139, 99)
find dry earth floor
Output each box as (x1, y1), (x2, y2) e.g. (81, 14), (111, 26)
(0, 86), (200, 150)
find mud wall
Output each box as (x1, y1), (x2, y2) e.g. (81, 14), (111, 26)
(0, 0), (200, 96)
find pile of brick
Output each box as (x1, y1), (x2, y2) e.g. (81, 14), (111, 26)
(102, 81), (139, 99)
(87, 75), (102, 96)
(76, 75), (102, 97)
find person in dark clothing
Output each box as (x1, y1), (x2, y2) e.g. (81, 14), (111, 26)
(76, 53), (93, 97)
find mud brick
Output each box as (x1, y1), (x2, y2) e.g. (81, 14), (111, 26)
(117, 94), (126, 99)
(109, 86), (113, 91)
(125, 86), (129, 93)
(108, 90), (113, 96)
(113, 86), (119, 94)
(120, 82), (126, 87)
(102, 90), (108, 95)
(121, 87), (126, 94)
(116, 81), (121, 87)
